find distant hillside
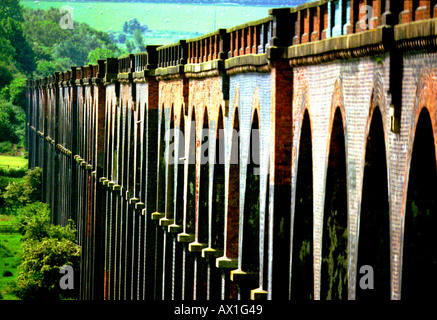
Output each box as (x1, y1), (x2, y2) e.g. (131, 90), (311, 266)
(27, 0), (313, 8)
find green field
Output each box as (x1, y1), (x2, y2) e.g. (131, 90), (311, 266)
(0, 215), (22, 300)
(20, 1), (272, 45)
(0, 156), (28, 170)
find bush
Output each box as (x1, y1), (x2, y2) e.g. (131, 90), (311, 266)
(0, 141), (13, 153)
(13, 202), (81, 300)
(15, 237), (80, 300)
(1, 167), (41, 211)
(0, 166), (26, 178)
(14, 202), (50, 240)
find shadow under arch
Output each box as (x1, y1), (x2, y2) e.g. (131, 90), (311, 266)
(402, 107), (437, 300)
(321, 107), (348, 300)
(156, 104), (166, 215)
(212, 106), (225, 252)
(290, 109), (314, 300)
(198, 107), (210, 246)
(225, 107), (240, 261)
(186, 107), (197, 236)
(207, 106), (225, 300)
(356, 106), (390, 300)
(193, 107), (210, 300)
(242, 109), (260, 270)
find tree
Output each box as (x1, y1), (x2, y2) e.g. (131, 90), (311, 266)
(23, 7), (122, 75)
(2, 76), (27, 108)
(0, 17), (36, 74)
(125, 39), (135, 53)
(0, 99), (25, 144)
(118, 33), (126, 44)
(87, 47), (119, 65)
(133, 29), (145, 52)
(0, 0), (24, 23)
(34, 58), (73, 79)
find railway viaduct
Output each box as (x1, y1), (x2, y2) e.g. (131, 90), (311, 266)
(26, 0), (437, 300)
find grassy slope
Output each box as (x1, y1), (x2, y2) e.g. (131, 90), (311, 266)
(0, 155), (28, 170)
(0, 229), (22, 300)
(0, 155), (26, 300)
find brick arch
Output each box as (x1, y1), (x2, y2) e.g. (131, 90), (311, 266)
(366, 72), (388, 144)
(328, 78), (347, 144)
(251, 87), (260, 128)
(230, 85), (240, 126)
(290, 80), (311, 210)
(294, 82), (312, 151)
(202, 105), (210, 129)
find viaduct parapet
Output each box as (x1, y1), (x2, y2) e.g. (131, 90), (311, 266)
(26, 0), (437, 300)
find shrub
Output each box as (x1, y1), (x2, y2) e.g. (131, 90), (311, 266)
(0, 166), (26, 178)
(14, 210), (80, 300)
(14, 202), (50, 240)
(15, 237), (80, 300)
(1, 167), (42, 211)
(0, 141), (13, 153)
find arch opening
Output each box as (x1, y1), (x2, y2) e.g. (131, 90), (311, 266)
(157, 105), (166, 215)
(212, 107), (225, 251)
(226, 108), (240, 259)
(198, 108), (209, 245)
(241, 111), (260, 274)
(321, 107), (348, 300)
(186, 108), (197, 235)
(357, 107), (390, 300)
(403, 107), (437, 300)
(290, 109), (314, 300)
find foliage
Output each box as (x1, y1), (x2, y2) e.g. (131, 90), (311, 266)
(15, 222), (80, 300)
(0, 167), (26, 178)
(0, 0), (33, 154)
(87, 47), (119, 65)
(133, 29), (146, 52)
(1, 167), (42, 212)
(15, 237), (80, 300)
(23, 7), (123, 77)
(0, 17), (36, 75)
(1, 77), (27, 108)
(122, 18), (148, 34)
(0, 99), (25, 145)
(6, 201), (81, 300)
(14, 202), (50, 240)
